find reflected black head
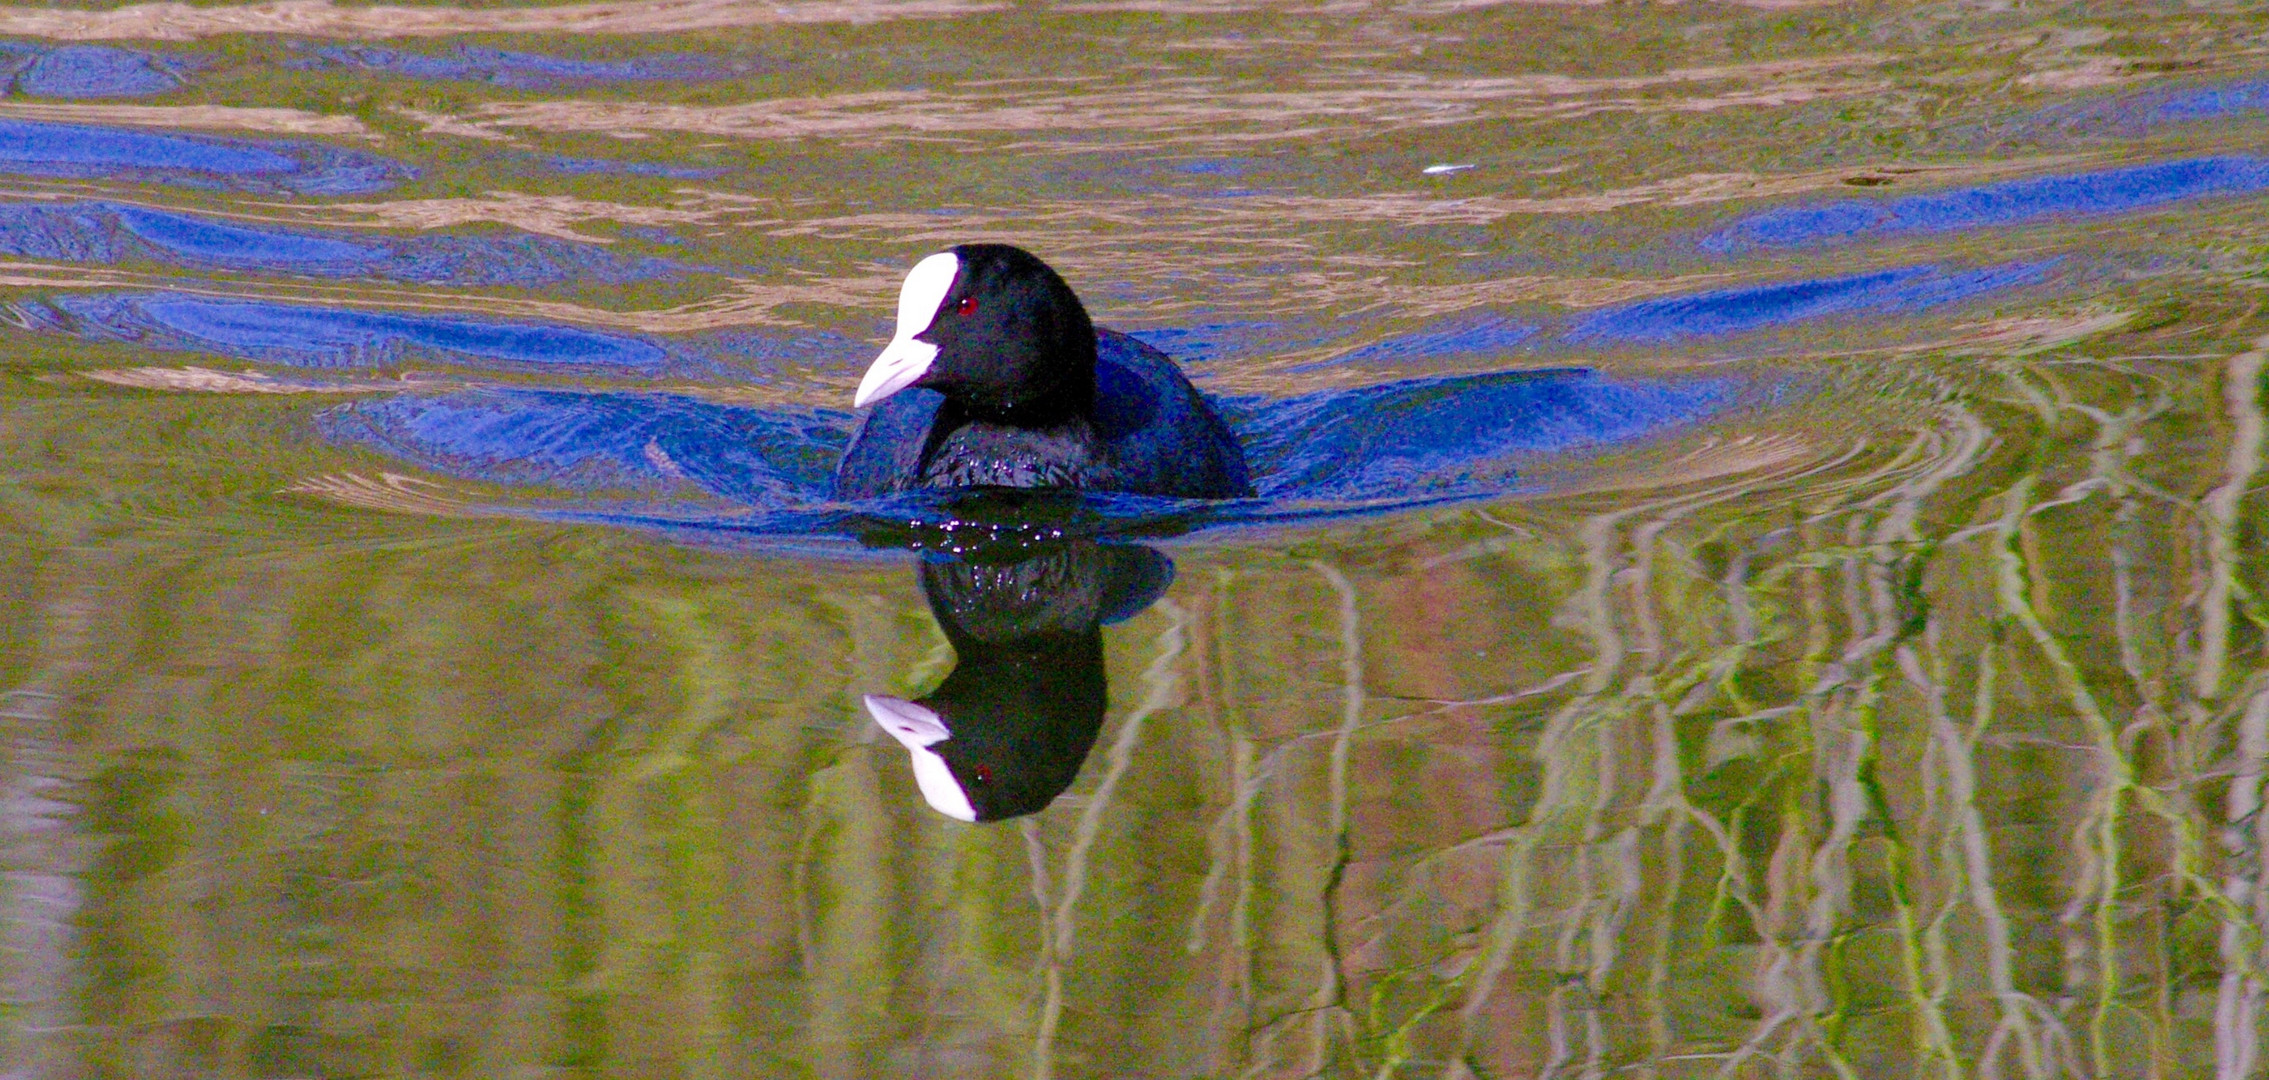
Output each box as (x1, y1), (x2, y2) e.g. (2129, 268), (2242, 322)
(913, 243), (1098, 424)
(919, 635), (1108, 822)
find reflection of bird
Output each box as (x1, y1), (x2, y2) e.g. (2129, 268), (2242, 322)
(834, 243), (1252, 499)
(867, 542), (1173, 822)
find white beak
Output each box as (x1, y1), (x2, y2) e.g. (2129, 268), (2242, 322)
(853, 250), (960, 409)
(854, 336), (937, 409)
(864, 694), (977, 822)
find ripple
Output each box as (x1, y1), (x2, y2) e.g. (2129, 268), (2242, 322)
(1567, 262), (2054, 344)
(409, 55), (1886, 148)
(11, 45), (180, 98)
(0, 102), (369, 138)
(1700, 157), (2269, 251)
(114, 206), (373, 265)
(296, 44), (751, 89)
(2031, 76), (2269, 137)
(1124, 320), (1352, 366)
(311, 363), (1736, 545)
(0, 200), (678, 285)
(540, 155), (730, 181)
(320, 388), (841, 502)
(28, 293), (667, 369)
(0, 117), (408, 193)
(1230, 368), (1730, 500)
(0, 0), (1007, 40)
(1318, 314), (1537, 369)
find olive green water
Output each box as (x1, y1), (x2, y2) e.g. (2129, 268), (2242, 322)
(5, 3), (2269, 1078)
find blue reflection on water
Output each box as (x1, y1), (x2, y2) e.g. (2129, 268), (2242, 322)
(1126, 321), (1352, 365)
(303, 45), (745, 88)
(1569, 262), (2051, 343)
(0, 119), (410, 194)
(1703, 157), (2269, 251)
(1321, 315), (1537, 369)
(1231, 369), (1726, 499)
(323, 390), (842, 503)
(2031, 78), (2269, 136)
(1313, 260), (2043, 358)
(115, 207), (376, 265)
(0, 201), (675, 285)
(287, 244), (2027, 540)
(320, 365), (1734, 541)
(35, 294), (666, 369)
(13, 46), (179, 97)
(1127, 316), (1539, 372)
(2120, 80), (2269, 125)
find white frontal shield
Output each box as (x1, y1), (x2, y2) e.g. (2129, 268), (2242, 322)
(854, 251), (960, 408)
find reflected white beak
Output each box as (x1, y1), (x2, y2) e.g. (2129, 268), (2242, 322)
(867, 694), (949, 748)
(864, 694), (977, 822)
(853, 250), (960, 409)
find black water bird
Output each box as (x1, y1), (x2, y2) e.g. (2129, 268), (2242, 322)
(866, 541), (1173, 822)
(834, 243), (1253, 499)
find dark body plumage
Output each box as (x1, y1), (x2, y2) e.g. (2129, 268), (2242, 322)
(833, 244), (1252, 500)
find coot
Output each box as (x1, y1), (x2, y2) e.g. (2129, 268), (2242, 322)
(833, 243), (1253, 499)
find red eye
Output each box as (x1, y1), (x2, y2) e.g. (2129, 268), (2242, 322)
(955, 296), (978, 317)
(972, 765), (992, 784)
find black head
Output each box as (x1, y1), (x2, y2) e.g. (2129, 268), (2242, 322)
(853, 243), (1098, 425)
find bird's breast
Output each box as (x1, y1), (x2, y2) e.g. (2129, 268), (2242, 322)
(918, 421), (1108, 490)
